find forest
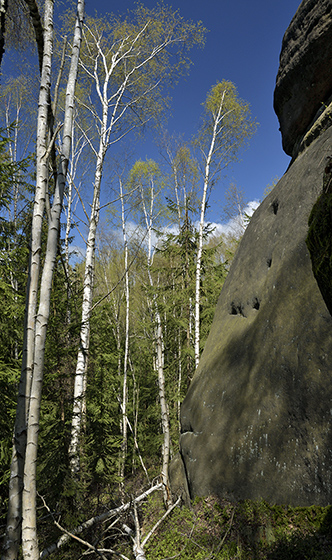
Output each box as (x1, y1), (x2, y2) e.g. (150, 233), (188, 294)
(4, 1), (325, 560)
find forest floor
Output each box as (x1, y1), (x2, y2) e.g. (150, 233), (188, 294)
(36, 478), (332, 560)
(141, 493), (332, 559)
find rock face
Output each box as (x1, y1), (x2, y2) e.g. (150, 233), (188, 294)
(171, 0), (332, 507)
(274, 0), (332, 158)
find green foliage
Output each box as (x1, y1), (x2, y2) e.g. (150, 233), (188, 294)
(306, 159), (332, 315)
(0, 128), (32, 521)
(0, 361), (19, 487)
(196, 79), (257, 176)
(141, 495), (332, 560)
(37, 260), (83, 508)
(0, 6), (258, 546)
(85, 302), (123, 486)
(68, 4), (206, 152)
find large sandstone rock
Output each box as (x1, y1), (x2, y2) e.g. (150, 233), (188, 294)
(170, 0), (332, 507)
(173, 126), (332, 506)
(274, 0), (332, 158)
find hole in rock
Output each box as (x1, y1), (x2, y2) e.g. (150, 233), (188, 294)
(181, 422), (194, 435)
(271, 200), (279, 215)
(230, 302), (246, 317)
(267, 258), (272, 268)
(252, 297), (260, 310)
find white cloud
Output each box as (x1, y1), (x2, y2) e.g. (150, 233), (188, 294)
(196, 199), (260, 239)
(69, 200), (260, 262)
(68, 245), (86, 265)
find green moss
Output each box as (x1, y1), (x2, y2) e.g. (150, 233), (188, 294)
(37, 485), (332, 560)
(141, 495), (332, 560)
(306, 167), (332, 315)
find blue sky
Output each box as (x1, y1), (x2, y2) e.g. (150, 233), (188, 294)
(88, 0), (301, 222)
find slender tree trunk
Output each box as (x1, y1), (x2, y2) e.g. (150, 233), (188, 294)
(23, 0), (44, 75)
(119, 178), (129, 480)
(69, 146), (105, 473)
(3, 3), (84, 559)
(155, 314), (171, 506)
(177, 330), (182, 429)
(194, 97), (224, 369)
(194, 174), (208, 369)
(2, 1), (53, 556)
(140, 183), (171, 506)
(22, 3), (84, 558)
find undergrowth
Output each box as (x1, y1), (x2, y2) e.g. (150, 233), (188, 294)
(35, 485), (332, 560)
(141, 494), (332, 560)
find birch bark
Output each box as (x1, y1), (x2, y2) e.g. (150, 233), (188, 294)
(119, 178), (130, 480)
(194, 81), (256, 368)
(137, 169), (171, 506)
(3, 2), (84, 559)
(22, 1), (84, 557)
(194, 92), (225, 369)
(2, 3), (53, 558)
(67, 6), (205, 471)
(68, 124), (106, 473)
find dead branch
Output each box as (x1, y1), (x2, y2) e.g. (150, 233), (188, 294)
(132, 499), (146, 560)
(39, 482), (162, 559)
(141, 496), (181, 549)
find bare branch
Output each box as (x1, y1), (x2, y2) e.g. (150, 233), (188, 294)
(141, 496), (181, 548)
(39, 483), (163, 559)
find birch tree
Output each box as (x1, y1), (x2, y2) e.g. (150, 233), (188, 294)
(68, 6), (205, 472)
(193, 80), (256, 368)
(2, 1), (85, 559)
(161, 141), (200, 404)
(129, 159), (172, 505)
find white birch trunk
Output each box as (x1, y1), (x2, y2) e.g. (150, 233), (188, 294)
(119, 179), (129, 480)
(1, 4), (85, 560)
(155, 314), (171, 506)
(68, 166), (100, 472)
(194, 95), (224, 369)
(140, 181), (171, 506)
(68, 7), (199, 474)
(2, 1), (53, 557)
(68, 33), (123, 470)
(68, 129), (106, 473)
(68, 28), (141, 469)
(21, 2), (84, 557)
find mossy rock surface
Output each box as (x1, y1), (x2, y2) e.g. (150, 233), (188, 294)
(306, 167), (332, 315)
(176, 126), (332, 507)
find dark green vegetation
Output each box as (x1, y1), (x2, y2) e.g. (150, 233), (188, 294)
(143, 495), (332, 560)
(34, 489), (332, 559)
(2, 0), (332, 556)
(0, 123), (229, 545)
(1, 118), (332, 557)
(306, 156), (332, 315)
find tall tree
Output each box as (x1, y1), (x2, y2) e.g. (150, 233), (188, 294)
(129, 159), (172, 504)
(2, 1), (85, 559)
(68, 5), (205, 472)
(193, 80), (256, 368)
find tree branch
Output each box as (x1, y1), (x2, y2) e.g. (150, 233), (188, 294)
(39, 483), (163, 559)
